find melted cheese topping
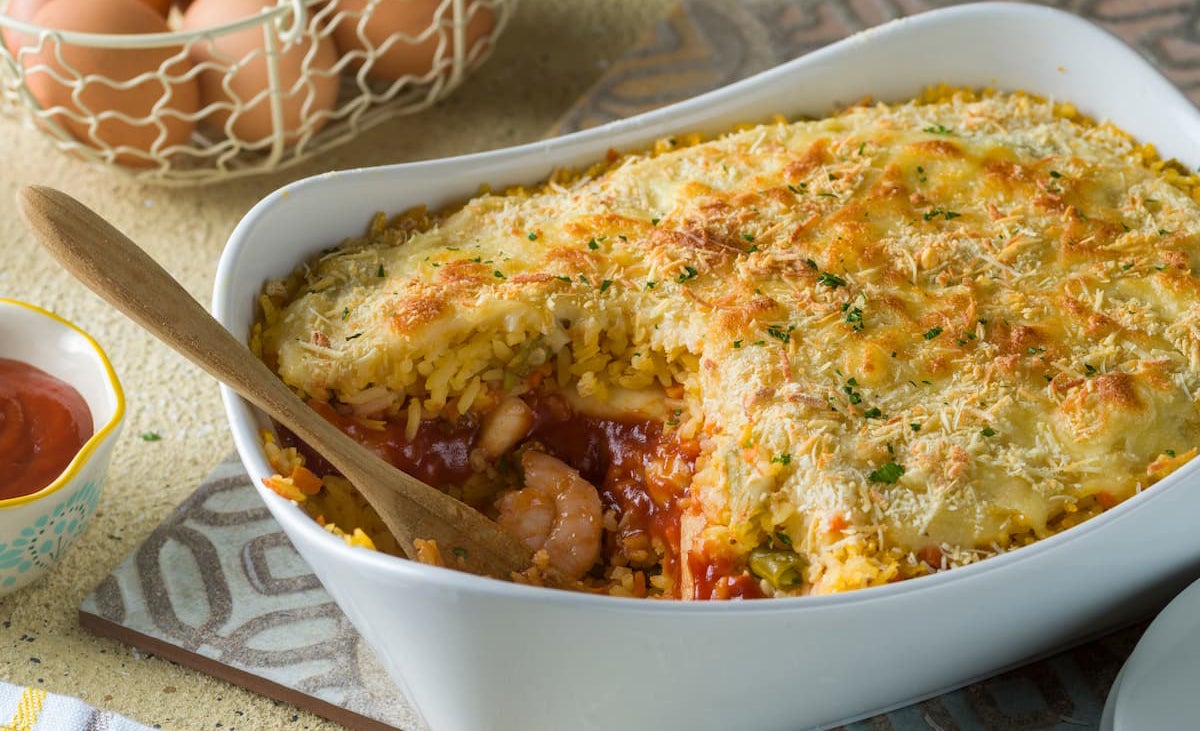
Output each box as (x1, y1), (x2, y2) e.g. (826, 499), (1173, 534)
(261, 91), (1200, 596)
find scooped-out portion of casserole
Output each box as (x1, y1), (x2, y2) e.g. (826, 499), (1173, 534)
(254, 88), (1200, 599)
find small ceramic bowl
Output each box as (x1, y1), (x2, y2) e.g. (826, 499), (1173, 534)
(0, 298), (124, 596)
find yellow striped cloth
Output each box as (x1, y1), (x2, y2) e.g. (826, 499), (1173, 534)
(0, 682), (153, 731)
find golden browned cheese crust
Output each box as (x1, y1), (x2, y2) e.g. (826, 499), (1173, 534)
(260, 91), (1200, 596)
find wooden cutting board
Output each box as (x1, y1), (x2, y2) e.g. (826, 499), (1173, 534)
(81, 1), (1200, 728)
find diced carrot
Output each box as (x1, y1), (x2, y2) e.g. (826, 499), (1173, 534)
(262, 475), (305, 502)
(290, 465), (323, 495)
(827, 513), (848, 533)
(665, 383), (685, 399)
(526, 367), (547, 389)
(1096, 491), (1118, 509)
(633, 570), (647, 598)
(918, 545), (943, 568)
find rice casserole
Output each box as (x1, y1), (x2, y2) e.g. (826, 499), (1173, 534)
(253, 89), (1200, 600)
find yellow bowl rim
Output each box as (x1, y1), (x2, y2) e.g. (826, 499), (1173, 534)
(0, 297), (126, 509)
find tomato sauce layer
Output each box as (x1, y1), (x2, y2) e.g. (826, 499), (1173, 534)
(687, 551), (765, 600)
(297, 389), (697, 595)
(0, 358), (93, 500)
(300, 400), (479, 487)
(524, 391), (694, 594)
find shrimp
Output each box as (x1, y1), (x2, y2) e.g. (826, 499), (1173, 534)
(477, 395), (534, 458)
(495, 450), (603, 582)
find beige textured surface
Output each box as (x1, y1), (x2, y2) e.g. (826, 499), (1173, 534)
(0, 1), (670, 728)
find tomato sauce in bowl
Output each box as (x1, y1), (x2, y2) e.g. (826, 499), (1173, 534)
(0, 357), (93, 500)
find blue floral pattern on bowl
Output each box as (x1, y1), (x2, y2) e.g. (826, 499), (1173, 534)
(0, 480), (103, 589)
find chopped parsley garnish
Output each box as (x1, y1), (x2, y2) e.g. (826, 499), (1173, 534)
(345, 333), (363, 341)
(1049, 170), (1062, 178)
(910, 423), (921, 432)
(600, 279), (613, 293)
(645, 280), (658, 290)
(923, 124), (953, 135)
(587, 238), (599, 250)
(733, 340), (743, 349)
(817, 272), (846, 288)
(771, 453), (792, 466)
(555, 275), (572, 283)
(805, 258), (819, 270)
(742, 233), (755, 242)
(923, 326), (943, 340)
(766, 324), (795, 343)
(746, 244), (760, 253)
(527, 232), (538, 241)
(376, 265), (385, 278)
(843, 380), (862, 404)
(863, 407), (883, 419)
(1084, 363), (1097, 376)
(787, 184), (805, 194)
(651, 217), (661, 226)
(923, 208), (960, 221)
(140, 431), (162, 442)
(1167, 449), (1177, 457)
(579, 274), (590, 284)
(341, 307), (349, 320)
(980, 427), (996, 437)
(493, 270), (506, 279)
(452, 547), (469, 559)
(677, 265), (699, 283)
(844, 306), (864, 331)
(1026, 346), (1044, 355)
(869, 462), (905, 484)
(774, 531), (793, 547)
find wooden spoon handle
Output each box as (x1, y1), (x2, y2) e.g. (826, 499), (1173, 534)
(17, 185), (531, 579)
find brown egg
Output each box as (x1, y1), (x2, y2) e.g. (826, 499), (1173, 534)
(2, 0), (53, 52)
(182, 0), (340, 146)
(136, 0), (173, 17)
(3, 0), (171, 51)
(329, 0), (494, 82)
(20, 0), (200, 167)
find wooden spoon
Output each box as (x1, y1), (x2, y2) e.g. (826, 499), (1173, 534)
(18, 184), (532, 580)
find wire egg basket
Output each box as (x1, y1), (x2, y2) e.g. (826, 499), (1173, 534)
(0, 0), (514, 185)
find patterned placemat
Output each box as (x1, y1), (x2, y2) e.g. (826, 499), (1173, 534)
(81, 1), (1200, 729)
(79, 456), (420, 731)
(550, 0), (1200, 136)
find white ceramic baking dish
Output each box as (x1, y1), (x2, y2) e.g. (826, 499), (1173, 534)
(214, 4), (1200, 729)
